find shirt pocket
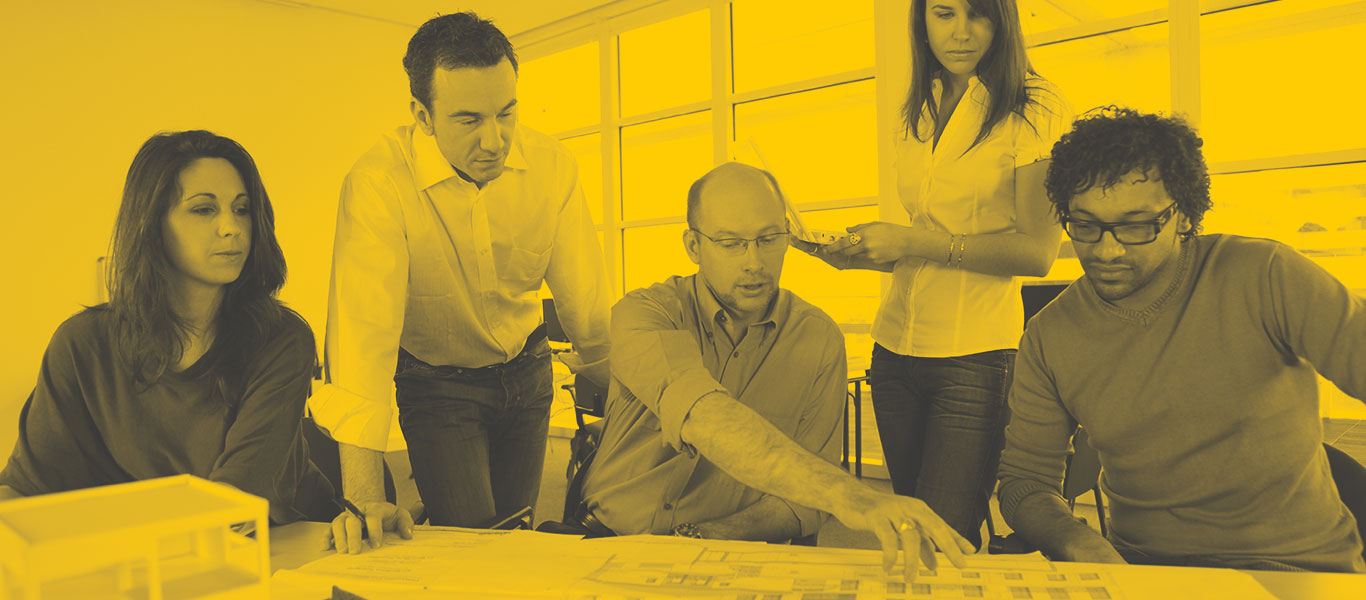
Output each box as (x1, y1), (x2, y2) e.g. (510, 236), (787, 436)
(502, 245), (552, 293)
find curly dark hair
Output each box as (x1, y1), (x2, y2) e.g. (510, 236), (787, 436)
(1045, 106), (1211, 238)
(404, 12), (518, 109)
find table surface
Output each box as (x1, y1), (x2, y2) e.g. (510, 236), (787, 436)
(268, 521), (1365, 599)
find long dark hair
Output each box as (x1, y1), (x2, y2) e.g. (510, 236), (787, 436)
(902, 0), (1046, 149)
(107, 130), (290, 393)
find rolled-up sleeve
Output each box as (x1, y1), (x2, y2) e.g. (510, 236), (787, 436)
(610, 287), (726, 451)
(776, 321), (847, 536)
(544, 151), (613, 387)
(309, 169), (409, 452)
(997, 326), (1078, 523)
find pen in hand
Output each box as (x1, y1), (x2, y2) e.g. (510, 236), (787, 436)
(334, 496), (369, 540)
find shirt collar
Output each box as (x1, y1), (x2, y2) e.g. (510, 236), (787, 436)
(410, 125), (529, 191)
(691, 274), (784, 339)
(931, 73), (983, 103)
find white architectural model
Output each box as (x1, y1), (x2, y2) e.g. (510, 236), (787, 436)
(0, 475), (268, 600)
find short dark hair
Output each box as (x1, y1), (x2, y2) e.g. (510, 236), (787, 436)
(1045, 106), (1212, 239)
(403, 12), (518, 109)
(109, 130), (290, 392)
(686, 164), (785, 230)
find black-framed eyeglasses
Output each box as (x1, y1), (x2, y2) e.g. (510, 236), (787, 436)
(689, 228), (790, 256)
(1061, 202), (1178, 245)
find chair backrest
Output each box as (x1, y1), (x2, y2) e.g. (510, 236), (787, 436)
(1062, 427), (1102, 502)
(573, 373), (608, 419)
(1323, 442), (1366, 561)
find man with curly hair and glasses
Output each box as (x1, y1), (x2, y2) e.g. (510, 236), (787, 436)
(996, 107), (1366, 572)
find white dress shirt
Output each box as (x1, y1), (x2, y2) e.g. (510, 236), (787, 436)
(873, 76), (1072, 357)
(310, 124), (612, 451)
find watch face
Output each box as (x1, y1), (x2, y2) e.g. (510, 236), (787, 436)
(672, 523), (704, 539)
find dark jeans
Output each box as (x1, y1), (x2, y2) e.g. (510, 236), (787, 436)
(869, 343), (1015, 549)
(394, 335), (554, 528)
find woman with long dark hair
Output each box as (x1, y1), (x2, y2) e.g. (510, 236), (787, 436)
(0, 130), (334, 523)
(798, 0), (1072, 548)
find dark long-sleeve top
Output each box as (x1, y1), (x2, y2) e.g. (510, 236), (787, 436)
(1, 305), (332, 523)
(583, 275), (848, 537)
(998, 234), (1366, 572)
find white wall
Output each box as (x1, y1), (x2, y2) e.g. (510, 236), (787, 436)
(0, 0), (416, 455)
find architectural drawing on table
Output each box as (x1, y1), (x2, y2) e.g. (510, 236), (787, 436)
(574, 545), (1122, 600)
(0, 474), (269, 600)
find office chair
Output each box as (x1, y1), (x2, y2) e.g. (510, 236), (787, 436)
(987, 426), (1105, 554)
(559, 373), (607, 521)
(1323, 442), (1366, 561)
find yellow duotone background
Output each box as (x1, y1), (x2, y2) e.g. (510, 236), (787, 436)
(2, 0), (1366, 468)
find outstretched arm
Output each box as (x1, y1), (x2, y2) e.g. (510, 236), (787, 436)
(693, 495), (802, 542)
(611, 287), (972, 580)
(681, 392), (974, 579)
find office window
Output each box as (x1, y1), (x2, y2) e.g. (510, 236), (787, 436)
(620, 111), (713, 222)
(618, 10), (711, 117)
(1200, 0), (1366, 163)
(781, 206), (882, 321)
(562, 133), (604, 226)
(1029, 23), (1169, 116)
(733, 80), (878, 203)
(730, 0), (874, 93)
(517, 0), (1366, 424)
(1204, 162), (1366, 282)
(622, 224), (694, 293)
(1018, 0), (1166, 35)
(519, 42), (600, 134)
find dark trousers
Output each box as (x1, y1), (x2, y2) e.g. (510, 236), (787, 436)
(869, 343), (1015, 549)
(394, 334), (554, 528)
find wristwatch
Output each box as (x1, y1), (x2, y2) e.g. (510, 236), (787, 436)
(671, 522), (705, 539)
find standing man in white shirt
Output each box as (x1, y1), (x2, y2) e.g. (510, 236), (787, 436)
(312, 12), (611, 552)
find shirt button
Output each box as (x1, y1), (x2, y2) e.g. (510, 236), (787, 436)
(481, 248), (489, 255)
(733, 351), (740, 358)
(663, 503), (672, 510)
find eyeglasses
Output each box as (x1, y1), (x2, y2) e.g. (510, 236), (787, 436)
(1061, 202), (1178, 245)
(690, 228), (790, 256)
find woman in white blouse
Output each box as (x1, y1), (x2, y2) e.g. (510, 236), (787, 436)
(798, 0), (1071, 548)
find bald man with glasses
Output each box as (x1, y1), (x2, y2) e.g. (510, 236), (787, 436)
(578, 162), (972, 581)
(997, 108), (1366, 573)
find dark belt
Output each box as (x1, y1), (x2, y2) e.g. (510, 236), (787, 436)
(400, 323), (548, 375)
